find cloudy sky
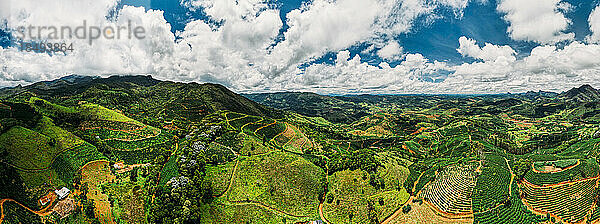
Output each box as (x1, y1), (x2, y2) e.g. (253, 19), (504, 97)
(1, 0), (600, 94)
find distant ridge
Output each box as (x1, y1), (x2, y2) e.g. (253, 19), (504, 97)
(0, 75), (280, 118)
(560, 85), (600, 102)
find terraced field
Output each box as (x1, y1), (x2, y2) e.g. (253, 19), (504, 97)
(388, 198), (474, 224)
(472, 153), (511, 213)
(524, 158), (599, 186)
(323, 169), (410, 224)
(473, 182), (545, 224)
(472, 154), (545, 224)
(420, 163), (478, 216)
(521, 168), (600, 223)
(6, 76), (600, 224)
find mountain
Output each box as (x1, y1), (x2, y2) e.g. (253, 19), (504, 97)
(243, 92), (368, 123)
(6, 76), (600, 224)
(560, 84), (600, 102)
(0, 75), (280, 119)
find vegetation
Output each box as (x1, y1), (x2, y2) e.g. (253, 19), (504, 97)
(3, 75), (600, 223)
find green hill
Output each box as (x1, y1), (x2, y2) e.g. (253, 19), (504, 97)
(3, 77), (600, 224)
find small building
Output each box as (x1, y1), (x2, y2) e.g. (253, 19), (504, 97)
(39, 191), (56, 206)
(54, 187), (70, 200)
(113, 162), (125, 169)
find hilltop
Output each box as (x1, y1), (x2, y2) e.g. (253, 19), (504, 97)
(559, 84), (600, 102)
(2, 77), (600, 224)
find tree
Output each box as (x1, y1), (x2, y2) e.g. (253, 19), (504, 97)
(130, 167), (138, 182)
(402, 204), (412, 214)
(513, 158), (531, 180)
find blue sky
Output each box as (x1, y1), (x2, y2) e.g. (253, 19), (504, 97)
(1, 0), (600, 94)
(130, 0), (599, 66)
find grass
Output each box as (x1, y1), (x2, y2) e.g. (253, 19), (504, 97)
(34, 117), (85, 149)
(198, 200), (312, 224)
(111, 146), (165, 164)
(0, 126), (58, 170)
(532, 159), (578, 171)
(228, 115), (261, 130)
(104, 181), (147, 224)
(16, 169), (60, 188)
(323, 169), (410, 224)
(79, 103), (142, 125)
(205, 161), (238, 195)
(225, 152), (325, 218)
(28, 97), (78, 117)
(81, 161), (116, 224)
(158, 153), (180, 186)
(52, 143), (106, 184)
(237, 133), (273, 156)
(0, 119), (105, 187)
(103, 132), (170, 151)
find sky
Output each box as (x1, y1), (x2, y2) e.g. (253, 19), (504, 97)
(1, 0), (600, 94)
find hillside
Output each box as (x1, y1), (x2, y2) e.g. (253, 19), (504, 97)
(2, 79), (600, 224)
(1, 75), (280, 120)
(243, 92), (369, 123)
(559, 84), (600, 102)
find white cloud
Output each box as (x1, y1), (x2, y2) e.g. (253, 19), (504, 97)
(457, 36), (516, 62)
(4, 0), (600, 95)
(154, 0), (283, 90)
(182, 0), (272, 22)
(497, 0), (574, 44)
(588, 5), (600, 43)
(448, 41), (600, 93)
(271, 51), (447, 94)
(0, 0), (484, 92)
(377, 41), (403, 60)
(0, 1), (175, 83)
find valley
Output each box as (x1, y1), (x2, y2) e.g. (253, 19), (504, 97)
(1, 75), (600, 224)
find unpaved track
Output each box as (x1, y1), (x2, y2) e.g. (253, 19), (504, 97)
(0, 197), (55, 224)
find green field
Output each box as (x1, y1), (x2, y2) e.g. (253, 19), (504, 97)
(4, 76), (600, 223)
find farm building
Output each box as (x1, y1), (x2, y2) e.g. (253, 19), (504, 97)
(113, 162), (125, 169)
(55, 187), (70, 200)
(38, 191), (56, 206)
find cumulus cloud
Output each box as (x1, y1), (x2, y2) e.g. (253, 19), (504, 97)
(3, 0), (600, 95)
(497, 0), (574, 44)
(174, 0), (471, 88)
(588, 5), (600, 43)
(377, 41), (403, 60)
(448, 41), (600, 93)
(273, 50), (447, 94)
(0, 1), (175, 83)
(457, 36), (516, 62)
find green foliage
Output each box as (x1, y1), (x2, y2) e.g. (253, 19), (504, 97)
(159, 153), (180, 186)
(474, 182), (544, 224)
(472, 154), (511, 213)
(524, 158), (599, 185)
(52, 143), (106, 184)
(402, 204), (411, 213)
(227, 152), (326, 217)
(328, 148), (380, 174)
(5, 76), (600, 223)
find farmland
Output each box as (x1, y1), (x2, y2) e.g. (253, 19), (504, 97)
(3, 75), (600, 223)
